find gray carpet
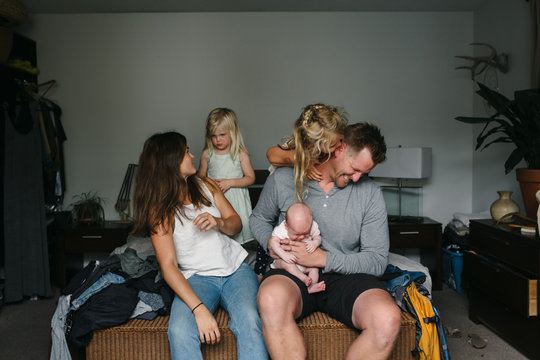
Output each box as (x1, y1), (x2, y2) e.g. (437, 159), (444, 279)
(431, 285), (528, 360)
(0, 285), (530, 359)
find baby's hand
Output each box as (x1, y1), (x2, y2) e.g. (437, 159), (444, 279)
(305, 241), (316, 253)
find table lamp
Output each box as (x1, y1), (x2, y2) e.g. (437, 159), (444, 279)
(369, 146), (432, 223)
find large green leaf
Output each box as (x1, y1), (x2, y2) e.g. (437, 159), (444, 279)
(455, 116), (494, 124)
(455, 82), (540, 171)
(504, 148), (524, 174)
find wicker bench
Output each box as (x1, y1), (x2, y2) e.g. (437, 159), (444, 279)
(86, 308), (416, 359)
(86, 172), (416, 359)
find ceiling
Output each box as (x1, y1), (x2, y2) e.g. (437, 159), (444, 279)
(20, 0), (492, 14)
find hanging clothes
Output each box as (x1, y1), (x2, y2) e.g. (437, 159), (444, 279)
(2, 95), (52, 302)
(38, 98), (67, 209)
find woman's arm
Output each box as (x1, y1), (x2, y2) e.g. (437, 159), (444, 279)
(197, 178), (242, 236)
(197, 149), (209, 178)
(213, 149), (255, 192)
(266, 145), (294, 167)
(151, 221), (220, 344)
(266, 146), (322, 181)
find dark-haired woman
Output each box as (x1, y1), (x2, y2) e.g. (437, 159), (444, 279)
(132, 131), (267, 360)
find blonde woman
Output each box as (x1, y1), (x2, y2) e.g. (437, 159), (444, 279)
(266, 103), (347, 200)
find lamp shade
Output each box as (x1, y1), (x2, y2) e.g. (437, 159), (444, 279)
(370, 147), (432, 179)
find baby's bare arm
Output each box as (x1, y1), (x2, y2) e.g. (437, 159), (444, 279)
(269, 236), (296, 263)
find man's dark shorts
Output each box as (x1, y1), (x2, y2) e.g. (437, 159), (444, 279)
(261, 269), (386, 328)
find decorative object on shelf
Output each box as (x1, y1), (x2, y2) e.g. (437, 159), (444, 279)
(490, 191), (520, 223)
(70, 191), (105, 225)
(455, 43), (509, 80)
(455, 82), (540, 218)
(369, 146), (432, 223)
(115, 163), (137, 223)
(0, 0), (27, 27)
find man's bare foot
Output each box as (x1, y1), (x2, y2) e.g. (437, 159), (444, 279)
(307, 281), (326, 294)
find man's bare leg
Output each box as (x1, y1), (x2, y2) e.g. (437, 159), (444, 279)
(257, 275), (305, 360)
(346, 289), (401, 360)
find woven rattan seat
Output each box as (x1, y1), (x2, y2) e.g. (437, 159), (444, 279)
(87, 308), (415, 359)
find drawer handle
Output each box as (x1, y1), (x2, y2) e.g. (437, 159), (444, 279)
(82, 235), (103, 239)
(487, 235), (510, 246)
(399, 231), (420, 235)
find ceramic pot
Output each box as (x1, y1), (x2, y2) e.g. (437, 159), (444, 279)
(536, 190), (540, 229)
(490, 191), (520, 223)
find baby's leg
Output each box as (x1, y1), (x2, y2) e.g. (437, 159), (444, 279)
(272, 259), (312, 287)
(305, 267), (325, 294)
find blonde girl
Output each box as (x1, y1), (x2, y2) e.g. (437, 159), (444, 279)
(266, 103), (347, 200)
(198, 108), (256, 248)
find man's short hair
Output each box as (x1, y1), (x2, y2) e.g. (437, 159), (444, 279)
(344, 123), (387, 164)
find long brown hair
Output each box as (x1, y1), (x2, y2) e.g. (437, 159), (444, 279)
(131, 132), (211, 236)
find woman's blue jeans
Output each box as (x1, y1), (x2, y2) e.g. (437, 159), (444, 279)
(167, 263), (268, 359)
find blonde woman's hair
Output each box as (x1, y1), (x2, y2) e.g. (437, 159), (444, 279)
(290, 104), (347, 200)
(204, 108), (247, 161)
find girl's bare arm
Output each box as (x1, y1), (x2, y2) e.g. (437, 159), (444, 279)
(197, 149), (209, 178)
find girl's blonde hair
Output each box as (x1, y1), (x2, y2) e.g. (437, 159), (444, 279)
(288, 104), (347, 200)
(204, 108), (247, 161)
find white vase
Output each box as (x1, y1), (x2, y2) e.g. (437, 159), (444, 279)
(490, 191), (520, 223)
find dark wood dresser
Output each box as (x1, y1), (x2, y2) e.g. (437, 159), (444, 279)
(388, 217), (442, 290)
(466, 219), (539, 359)
(56, 221), (132, 290)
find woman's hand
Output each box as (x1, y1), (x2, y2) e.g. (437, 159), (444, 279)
(307, 166), (323, 181)
(214, 179), (232, 193)
(193, 212), (220, 232)
(193, 305), (221, 345)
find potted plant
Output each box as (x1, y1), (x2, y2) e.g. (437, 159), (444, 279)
(455, 82), (540, 218)
(70, 191), (105, 225)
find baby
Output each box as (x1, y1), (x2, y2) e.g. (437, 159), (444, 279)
(268, 202), (325, 293)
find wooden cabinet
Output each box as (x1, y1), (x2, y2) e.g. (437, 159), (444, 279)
(56, 221), (132, 289)
(389, 217), (442, 290)
(466, 219), (539, 359)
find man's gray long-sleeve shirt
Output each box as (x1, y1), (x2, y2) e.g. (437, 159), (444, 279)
(249, 167), (389, 276)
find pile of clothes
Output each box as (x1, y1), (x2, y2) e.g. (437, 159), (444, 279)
(50, 237), (173, 360)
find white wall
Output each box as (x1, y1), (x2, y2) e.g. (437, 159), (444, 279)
(20, 12), (474, 224)
(471, 0), (531, 213)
